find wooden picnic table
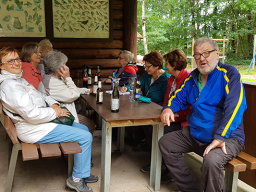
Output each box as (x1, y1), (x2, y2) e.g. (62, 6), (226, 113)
(80, 85), (164, 192)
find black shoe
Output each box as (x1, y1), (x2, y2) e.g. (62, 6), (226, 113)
(84, 174), (99, 183)
(140, 164), (150, 173)
(131, 140), (148, 152)
(161, 171), (174, 183)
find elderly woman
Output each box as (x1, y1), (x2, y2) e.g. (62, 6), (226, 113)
(163, 49), (191, 128)
(140, 49), (192, 181)
(105, 50), (138, 86)
(21, 42), (43, 90)
(38, 39), (54, 77)
(127, 51), (170, 154)
(42, 51), (92, 123)
(121, 51), (170, 105)
(0, 47), (97, 192)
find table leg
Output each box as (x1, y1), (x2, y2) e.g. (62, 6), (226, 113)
(149, 123), (164, 191)
(101, 119), (112, 192)
(117, 127), (125, 152)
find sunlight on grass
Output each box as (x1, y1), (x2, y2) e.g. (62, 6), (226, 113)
(239, 69), (256, 75)
(242, 78), (256, 83)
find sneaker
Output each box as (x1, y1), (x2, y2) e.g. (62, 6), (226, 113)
(131, 140), (148, 152)
(140, 164), (150, 173)
(84, 174), (99, 183)
(161, 171), (174, 183)
(66, 177), (93, 192)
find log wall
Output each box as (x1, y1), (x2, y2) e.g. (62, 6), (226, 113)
(0, 0), (137, 78)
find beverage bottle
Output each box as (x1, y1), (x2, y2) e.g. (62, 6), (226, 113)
(97, 66), (101, 81)
(83, 66), (88, 88)
(111, 78), (119, 112)
(111, 70), (116, 90)
(96, 81), (103, 104)
(93, 75), (98, 96)
(88, 68), (92, 87)
(135, 75), (141, 99)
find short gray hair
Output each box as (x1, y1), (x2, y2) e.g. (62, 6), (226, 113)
(43, 51), (68, 75)
(194, 37), (219, 52)
(21, 42), (40, 63)
(120, 50), (134, 63)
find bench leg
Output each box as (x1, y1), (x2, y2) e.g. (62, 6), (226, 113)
(117, 127), (125, 152)
(68, 154), (74, 177)
(223, 169), (239, 192)
(5, 145), (19, 192)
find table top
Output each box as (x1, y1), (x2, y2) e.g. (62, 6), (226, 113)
(80, 85), (163, 122)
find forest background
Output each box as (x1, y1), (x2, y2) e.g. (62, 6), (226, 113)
(136, 0), (256, 81)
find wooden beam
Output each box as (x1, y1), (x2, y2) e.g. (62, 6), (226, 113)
(123, 0), (137, 60)
(113, 21), (123, 30)
(60, 49), (122, 59)
(130, 119), (152, 124)
(67, 59), (119, 69)
(109, 120), (129, 126)
(113, 0), (123, 10)
(113, 10), (123, 20)
(0, 40), (123, 49)
(113, 30), (123, 40)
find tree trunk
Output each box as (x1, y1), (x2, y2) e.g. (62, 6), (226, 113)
(227, 0), (234, 51)
(236, 35), (239, 57)
(247, 12), (253, 56)
(190, 0), (196, 38)
(142, 0), (148, 54)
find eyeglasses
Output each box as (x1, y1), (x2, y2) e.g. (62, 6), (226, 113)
(0, 57), (21, 65)
(193, 49), (216, 60)
(143, 64), (153, 69)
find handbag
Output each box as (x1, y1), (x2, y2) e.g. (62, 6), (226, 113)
(50, 106), (75, 126)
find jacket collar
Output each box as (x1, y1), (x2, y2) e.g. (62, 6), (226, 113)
(0, 70), (23, 83)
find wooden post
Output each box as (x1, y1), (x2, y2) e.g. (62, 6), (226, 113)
(223, 37), (226, 63)
(253, 35), (256, 70)
(191, 37), (195, 70)
(123, 0), (137, 61)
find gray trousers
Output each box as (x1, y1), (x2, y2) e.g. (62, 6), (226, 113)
(159, 126), (243, 192)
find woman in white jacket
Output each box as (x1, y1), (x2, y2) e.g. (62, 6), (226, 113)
(0, 47), (97, 192)
(42, 51), (92, 123)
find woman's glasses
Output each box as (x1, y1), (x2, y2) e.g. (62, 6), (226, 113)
(143, 64), (153, 69)
(0, 57), (21, 65)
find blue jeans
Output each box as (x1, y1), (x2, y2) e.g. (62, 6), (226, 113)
(36, 122), (92, 178)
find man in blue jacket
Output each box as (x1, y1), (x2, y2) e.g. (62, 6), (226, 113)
(159, 37), (247, 192)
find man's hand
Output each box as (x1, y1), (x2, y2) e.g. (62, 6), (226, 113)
(58, 64), (70, 79)
(203, 139), (227, 157)
(160, 108), (175, 126)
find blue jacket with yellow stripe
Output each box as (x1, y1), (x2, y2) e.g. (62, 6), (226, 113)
(163, 61), (247, 144)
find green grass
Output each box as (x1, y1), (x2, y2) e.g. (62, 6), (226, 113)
(242, 78), (256, 83)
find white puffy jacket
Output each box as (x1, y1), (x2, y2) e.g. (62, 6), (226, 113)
(0, 70), (58, 143)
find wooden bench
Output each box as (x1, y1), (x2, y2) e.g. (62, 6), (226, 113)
(0, 103), (82, 192)
(223, 151), (256, 191)
(188, 149), (256, 191)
